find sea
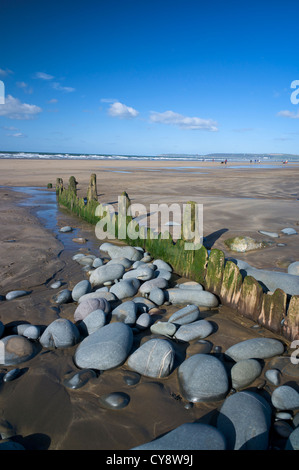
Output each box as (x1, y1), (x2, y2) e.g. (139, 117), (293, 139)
(1, 151), (299, 163)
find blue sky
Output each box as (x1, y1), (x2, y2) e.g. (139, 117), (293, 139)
(0, 0), (299, 156)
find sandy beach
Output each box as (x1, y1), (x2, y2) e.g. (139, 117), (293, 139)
(0, 158), (298, 450)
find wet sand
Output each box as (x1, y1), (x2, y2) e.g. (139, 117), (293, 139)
(0, 159), (298, 450)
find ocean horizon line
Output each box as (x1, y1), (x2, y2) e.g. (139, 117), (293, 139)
(1, 150), (299, 163)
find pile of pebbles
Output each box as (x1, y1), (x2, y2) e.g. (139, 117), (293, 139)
(0, 240), (298, 450)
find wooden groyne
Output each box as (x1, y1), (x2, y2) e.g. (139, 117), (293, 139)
(55, 175), (298, 342)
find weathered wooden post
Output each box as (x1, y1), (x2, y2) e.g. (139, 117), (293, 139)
(87, 173), (98, 202)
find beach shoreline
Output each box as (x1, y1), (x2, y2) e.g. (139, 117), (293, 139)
(0, 159), (298, 450)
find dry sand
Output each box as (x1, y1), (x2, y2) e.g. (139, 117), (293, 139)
(0, 158), (298, 450)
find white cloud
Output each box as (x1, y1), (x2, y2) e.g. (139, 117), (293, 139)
(1, 125), (19, 131)
(16, 81), (33, 94)
(52, 82), (75, 93)
(0, 68), (13, 77)
(101, 98), (118, 103)
(149, 110), (218, 131)
(48, 98), (58, 103)
(108, 101), (139, 119)
(0, 94), (42, 120)
(7, 132), (27, 138)
(35, 72), (54, 80)
(277, 110), (299, 119)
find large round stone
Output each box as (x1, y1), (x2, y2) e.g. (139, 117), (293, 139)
(89, 263), (125, 287)
(225, 338), (285, 362)
(71, 279), (92, 302)
(74, 297), (110, 322)
(178, 354), (229, 402)
(216, 391), (272, 450)
(166, 288), (219, 308)
(168, 305), (200, 325)
(110, 279), (140, 300)
(174, 319), (213, 342)
(271, 385), (299, 410)
(131, 423), (226, 450)
(39, 319), (81, 348)
(111, 301), (137, 325)
(100, 243), (143, 261)
(74, 322), (133, 370)
(230, 359), (262, 389)
(139, 278), (168, 295)
(0, 335), (38, 365)
(127, 338), (175, 378)
(123, 266), (154, 281)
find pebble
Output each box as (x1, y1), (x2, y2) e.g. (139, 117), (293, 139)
(216, 390), (272, 450)
(258, 230), (279, 238)
(72, 253), (86, 261)
(148, 287), (165, 306)
(50, 281), (62, 289)
(98, 392), (130, 410)
(230, 359), (262, 389)
(22, 325), (41, 340)
(175, 282), (203, 291)
(40, 318), (81, 349)
(100, 242), (143, 261)
(168, 304), (200, 325)
(265, 368), (281, 385)
(106, 257), (134, 269)
(224, 337), (285, 361)
(281, 227), (297, 235)
(72, 237), (87, 243)
(152, 259), (172, 272)
(271, 385), (299, 410)
(110, 279), (140, 300)
(63, 369), (97, 389)
(0, 335), (38, 365)
(273, 420), (294, 438)
(135, 312), (152, 330)
(288, 261), (299, 275)
(150, 321), (177, 338)
(132, 297), (156, 313)
(78, 291), (116, 303)
(3, 368), (22, 382)
(71, 279), (92, 302)
(174, 319), (213, 342)
(123, 266), (154, 281)
(166, 288), (219, 308)
(123, 371), (141, 386)
(6, 290), (30, 301)
(275, 412), (293, 421)
(92, 257), (104, 268)
(78, 309), (106, 335)
(154, 269), (172, 281)
(111, 301), (137, 325)
(54, 288), (72, 305)
(139, 278), (168, 295)
(131, 423), (226, 450)
(285, 427), (299, 450)
(77, 256), (96, 266)
(74, 298), (110, 322)
(89, 263), (125, 287)
(178, 353), (229, 402)
(127, 338), (175, 378)
(59, 226), (73, 232)
(74, 322), (133, 370)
